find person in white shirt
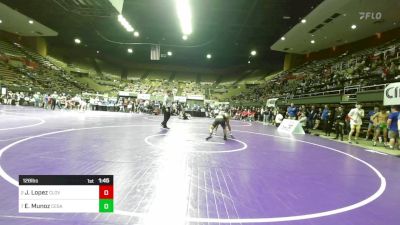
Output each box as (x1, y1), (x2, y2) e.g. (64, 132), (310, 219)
(275, 111), (284, 127)
(161, 90), (174, 129)
(348, 103), (365, 144)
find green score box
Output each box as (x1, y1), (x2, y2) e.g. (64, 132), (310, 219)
(99, 199), (114, 213)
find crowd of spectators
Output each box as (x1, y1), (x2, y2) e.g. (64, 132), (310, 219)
(251, 103), (400, 150)
(231, 39), (400, 103)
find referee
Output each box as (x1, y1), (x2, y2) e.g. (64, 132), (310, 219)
(161, 90), (174, 129)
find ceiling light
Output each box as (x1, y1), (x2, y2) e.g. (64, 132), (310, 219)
(206, 54), (212, 59)
(134, 31), (139, 37)
(0, 20), (2, 24)
(28, 20), (33, 24)
(182, 35), (188, 40)
(74, 38), (81, 44)
(167, 51), (173, 56)
(127, 48), (133, 53)
(175, 0), (192, 35)
(281, 37), (285, 41)
(311, 40), (315, 44)
(251, 50), (257, 56)
(301, 19), (306, 24)
(351, 24), (357, 30)
(96, 50), (100, 54)
(248, 61), (251, 64)
(118, 14), (134, 32)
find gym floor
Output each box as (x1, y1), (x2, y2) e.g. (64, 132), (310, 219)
(0, 105), (399, 225)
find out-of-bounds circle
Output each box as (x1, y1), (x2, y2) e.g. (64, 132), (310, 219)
(0, 112), (45, 131)
(0, 126), (386, 223)
(120, 130), (387, 223)
(144, 133), (247, 153)
(143, 116), (252, 127)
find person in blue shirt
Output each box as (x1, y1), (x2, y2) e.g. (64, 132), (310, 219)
(321, 105), (331, 136)
(387, 105), (399, 149)
(365, 106), (379, 140)
(286, 103), (297, 120)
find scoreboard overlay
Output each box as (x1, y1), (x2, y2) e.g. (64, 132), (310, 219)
(19, 175), (113, 213)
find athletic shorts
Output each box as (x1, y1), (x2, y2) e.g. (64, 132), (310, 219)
(375, 123), (387, 131)
(212, 118), (226, 129)
(368, 123), (375, 129)
(389, 130), (398, 139)
(350, 124), (361, 129)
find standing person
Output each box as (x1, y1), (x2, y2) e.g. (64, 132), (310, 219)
(307, 105), (317, 130)
(298, 112), (308, 133)
(33, 92), (40, 107)
(50, 91), (58, 110)
(387, 105), (400, 149)
(313, 108), (322, 129)
(275, 111), (284, 127)
(327, 107), (335, 136)
(365, 106), (379, 140)
(333, 106), (346, 141)
(321, 105), (330, 136)
(43, 93), (49, 109)
(348, 103), (365, 144)
(161, 90), (174, 129)
(287, 103), (297, 120)
(262, 108), (268, 125)
(371, 107), (388, 146)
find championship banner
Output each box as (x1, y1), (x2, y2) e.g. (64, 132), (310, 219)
(137, 93), (151, 100)
(174, 96), (187, 103)
(267, 98), (278, 108)
(187, 95), (204, 100)
(384, 82), (400, 106)
(118, 91), (135, 97)
(215, 101), (230, 105)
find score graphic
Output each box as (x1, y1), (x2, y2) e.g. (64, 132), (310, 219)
(19, 175), (114, 213)
(99, 185), (113, 213)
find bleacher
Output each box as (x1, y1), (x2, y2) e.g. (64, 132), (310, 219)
(230, 38), (400, 103)
(0, 61), (43, 92)
(0, 40), (25, 57)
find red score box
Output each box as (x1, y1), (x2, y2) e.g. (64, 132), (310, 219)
(99, 185), (114, 199)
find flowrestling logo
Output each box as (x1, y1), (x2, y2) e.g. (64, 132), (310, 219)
(359, 12), (382, 20)
(384, 82), (400, 106)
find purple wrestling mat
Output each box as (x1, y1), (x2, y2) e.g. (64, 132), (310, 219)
(0, 105), (399, 225)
